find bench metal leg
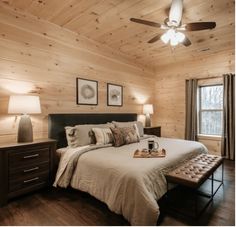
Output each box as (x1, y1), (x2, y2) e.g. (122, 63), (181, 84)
(164, 161), (224, 220)
(194, 191), (198, 217)
(212, 172), (214, 198)
(222, 161), (224, 184)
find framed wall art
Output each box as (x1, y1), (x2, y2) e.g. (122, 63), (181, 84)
(76, 78), (98, 105)
(107, 83), (123, 106)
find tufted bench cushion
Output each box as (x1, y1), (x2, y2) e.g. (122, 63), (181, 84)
(165, 154), (223, 188)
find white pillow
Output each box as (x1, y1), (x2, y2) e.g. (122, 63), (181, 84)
(92, 128), (114, 145)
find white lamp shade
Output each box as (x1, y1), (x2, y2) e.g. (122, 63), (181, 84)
(8, 95), (41, 114)
(143, 104), (154, 115)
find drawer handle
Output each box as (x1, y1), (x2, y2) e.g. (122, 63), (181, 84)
(23, 154), (39, 159)
(23, 177), (39, 183)
(23, 167), (39, 173)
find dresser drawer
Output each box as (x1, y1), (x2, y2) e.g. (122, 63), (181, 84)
(9, 147), (49, 169)
(9, 161), (49, 181)
(9, 171), (49, 192)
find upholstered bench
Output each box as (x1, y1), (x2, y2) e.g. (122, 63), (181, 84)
(164, 153), (224, 218)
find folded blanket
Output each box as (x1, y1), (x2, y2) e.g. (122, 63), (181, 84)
(53, 144), (112, 187)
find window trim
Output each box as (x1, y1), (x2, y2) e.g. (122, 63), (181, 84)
(198, 84), (223, 137)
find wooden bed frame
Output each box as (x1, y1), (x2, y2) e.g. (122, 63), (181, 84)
(48, 113), (137, 148)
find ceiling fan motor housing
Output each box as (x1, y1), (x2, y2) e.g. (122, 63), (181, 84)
(169, 0), (183, 27)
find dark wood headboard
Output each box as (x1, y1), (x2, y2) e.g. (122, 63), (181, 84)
(48, 113), (137, 148)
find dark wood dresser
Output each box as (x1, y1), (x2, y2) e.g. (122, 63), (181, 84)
(0, 139), (56, 206)
(144, 126), (161, 137)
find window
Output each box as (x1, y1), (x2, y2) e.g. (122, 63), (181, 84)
(198, 85), (223, 136)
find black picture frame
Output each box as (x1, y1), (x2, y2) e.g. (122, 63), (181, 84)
(107, 83), (123, 106)
(76, 78), (98, 105)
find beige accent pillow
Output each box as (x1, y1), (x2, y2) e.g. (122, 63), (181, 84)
(65, 123), (115, 147)
(133, 124), (141, 139)
(110, 126), (140, 147)
(110, 127), (125, 147)
(121, 126), (140, 145)
(92, 128), (114, 145)
(65, 126), (80, 148)
(112, 121), (144, 137)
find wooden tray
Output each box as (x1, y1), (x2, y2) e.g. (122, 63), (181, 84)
(133, 148), (166, 158)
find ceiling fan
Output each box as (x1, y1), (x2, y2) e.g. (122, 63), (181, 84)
(130, 0), (216, 47)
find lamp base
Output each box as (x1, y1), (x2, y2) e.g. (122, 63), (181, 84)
(145, 114), (151, 127)
(17, 114), (33, 143)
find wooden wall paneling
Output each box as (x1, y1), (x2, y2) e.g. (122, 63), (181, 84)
(0, 32), (152, 82)
(93, 2), (168, 44)
(0, 3), (155, 143)
(62, 0), (122, 31)
(3, 0), (33, 9)
(32, 0), (76, 21)
(0, 59), (155, 94)
(2, 0), (234, 70)
(0, 0), (234, 150)
(80, 0), (167, 40)
(0, 3), (154, 75)
(49, 0), (100, 26)
(153, 51), (234, 153)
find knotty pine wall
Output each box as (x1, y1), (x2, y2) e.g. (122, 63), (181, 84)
(0, 4), (155, 143)
(153, 50), (235, 155)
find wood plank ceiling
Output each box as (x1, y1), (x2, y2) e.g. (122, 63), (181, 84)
(1, 0), (235, 69)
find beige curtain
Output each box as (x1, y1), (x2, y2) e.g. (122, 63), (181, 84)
(185, 79), (198, 141)
(221, 74), (235, 160)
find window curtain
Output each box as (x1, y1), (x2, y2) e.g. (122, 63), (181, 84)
(185, 79), (198, 141)
(221, 74), (235, 160)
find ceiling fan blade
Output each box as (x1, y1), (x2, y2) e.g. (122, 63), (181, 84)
(130, 18), (161, 28)
(181, 36), (191, 47)
(185, 22), (216, 31)
(148, 34), (162, 43)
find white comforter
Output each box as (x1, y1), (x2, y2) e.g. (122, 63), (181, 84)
(54, 136), (207, 226)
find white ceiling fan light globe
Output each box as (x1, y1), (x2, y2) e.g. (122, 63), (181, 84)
(169, 0), (183, 26)
(170, 36), (179, 46)
(176, 32), (185, 42)
(167, 28), (175, 39)
(161, 32), (170, 44)
(170, 38), (179, 46)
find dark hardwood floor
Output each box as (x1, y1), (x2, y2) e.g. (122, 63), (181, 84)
(0, 160), (234, 226)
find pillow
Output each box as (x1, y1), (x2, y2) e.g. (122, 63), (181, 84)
(65, 123), (114, 147)
(133, 123), (141, 139)
(112, 121), (144, 137)
(121, 126), (140, 145)
(110, 126), (140, 147)
(92, 128), (114, 145)
(75, 123), (115, 146)
(110, 127), (125, 147)
(65, 126), (80, 148)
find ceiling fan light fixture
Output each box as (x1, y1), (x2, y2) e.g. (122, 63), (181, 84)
(169, 0), (183, 26)
(170, 36), (178, 46)
(167, 29), (175, 39)
(176, 32), (185, 42)
(130, 0), (216, 47)
(160, 32), (170, 44)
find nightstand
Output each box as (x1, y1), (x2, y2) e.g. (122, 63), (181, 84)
(144, 126), (161, 137)
(0, 139), (56, 206)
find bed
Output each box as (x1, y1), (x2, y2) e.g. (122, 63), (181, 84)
(49, 113), (208, 226)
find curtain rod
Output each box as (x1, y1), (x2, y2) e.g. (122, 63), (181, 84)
(190, 75), (223, 81)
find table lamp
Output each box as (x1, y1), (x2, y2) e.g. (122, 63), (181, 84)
(8, 95), (41, 143)
(143, 104), (154, 127)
